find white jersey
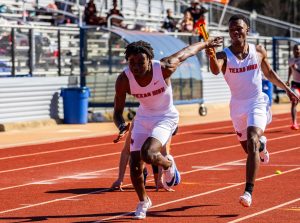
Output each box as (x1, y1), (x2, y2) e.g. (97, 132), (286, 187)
(124, 60), (179, 119)
(288, 57), (300, 83)
(223, 43), (263, 100)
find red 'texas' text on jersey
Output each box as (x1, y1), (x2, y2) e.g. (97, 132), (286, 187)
(132, 87), (165, 98)
(228, 64), (258, 73)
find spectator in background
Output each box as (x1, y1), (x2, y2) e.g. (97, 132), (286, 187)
(106, 0), (126, 28)
(44, 2), (58, 25)
(184, 0), (208, 33)
(55, 0), (76, 24)
(47, 2), (58, 10)
(84, 0), (106, 26)
(177, 10), (194, 33)
(161, 9), (177, 32)
(286, 44), (300, 130)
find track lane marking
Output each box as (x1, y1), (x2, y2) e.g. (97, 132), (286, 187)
(1, 131), (299, 174)
(0, 167), (118, 191)
(0, 146), (299, 215)
(0, 131), (299, 192)
(97, 165), (300, 222)
(227, 198), (300, 223)
(0, 116), (291, 154)
(0, 119), (295, 161)
(0, 152), (120, 174)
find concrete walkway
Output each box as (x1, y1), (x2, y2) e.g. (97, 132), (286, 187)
(0, 102), (292, 149)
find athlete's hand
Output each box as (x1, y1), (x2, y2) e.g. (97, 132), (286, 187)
(205, 48), (215, 58)
(113, 123), (130, 143)
(110, 179), (124, 191)
(287, 89), (300, 105)
(156, 180), (175, 192)
(206, 36), (223, 48)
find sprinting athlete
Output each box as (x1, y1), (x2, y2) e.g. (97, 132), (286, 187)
(207, 14), (299, 207)
(113, 38), (222, 219)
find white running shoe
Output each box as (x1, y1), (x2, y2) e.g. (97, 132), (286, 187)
(239, 191), (252, 207)
(134, 197), (152, 219)
(162, 155), (181, 188)
(259, 136), (269, 164)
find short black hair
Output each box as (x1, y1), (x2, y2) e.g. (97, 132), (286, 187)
(293, 44), (300, 50)
(229, 14), (250, 28)
(124, 40), (154, 61)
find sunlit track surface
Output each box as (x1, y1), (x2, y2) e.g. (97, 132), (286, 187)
(0, 113), (299, 223)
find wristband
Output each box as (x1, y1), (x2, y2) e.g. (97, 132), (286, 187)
(118, 123), (127, 131)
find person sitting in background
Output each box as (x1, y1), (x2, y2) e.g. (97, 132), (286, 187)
(106, 0), (126, 28)
(177, 10), (194, 33)
(161, 9), (177, 32)
(84, 0), (106, 26)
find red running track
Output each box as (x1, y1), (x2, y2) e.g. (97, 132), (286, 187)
(0, 113), (299, 223)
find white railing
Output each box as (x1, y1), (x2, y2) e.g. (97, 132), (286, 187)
(209, 2), (300, 37)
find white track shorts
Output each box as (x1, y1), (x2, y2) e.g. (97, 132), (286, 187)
(130, 116), (178, 152)
(230, 93), (272, 141)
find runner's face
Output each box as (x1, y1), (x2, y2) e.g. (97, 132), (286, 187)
(229, 19), (249, 44)
(293, 45), (300, 58)
(128, 53), (150, 77)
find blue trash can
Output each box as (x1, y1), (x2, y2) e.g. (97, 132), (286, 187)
(262, 80), (273, 106)
(61, 87), (90, 124)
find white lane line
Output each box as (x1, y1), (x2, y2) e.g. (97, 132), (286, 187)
(1, 131), (299, 175)
(0, 120), (295, 162)
(226, 163), (300, 167)
(97, 166), (300, 222)
(97, 146), (300, 222)
(191, 166), (231, 170)
(0, 152), (120, 174)
(0, 121), (231, 150)
(0, 167), (118, 191)
(180, 146), (300, 176)
(0, 118), (290, 150)
(227, 198), (300, 223)
(0, 132), (114, 150)
(174, 132), (300, 161)
(0, 123), (235, 159)
(30, 181), (54, 185)
(0, 119), (235, 156)
(0, 145), (240, 191)
(0, 142), (114, 161)
(0, 146), (299, 215)
(1, 132), (299, 192)
(0, 146), (240, 190)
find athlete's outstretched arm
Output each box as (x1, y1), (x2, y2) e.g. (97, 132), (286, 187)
(160, 37), (223, 78)
(259, 45), (300, 104)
